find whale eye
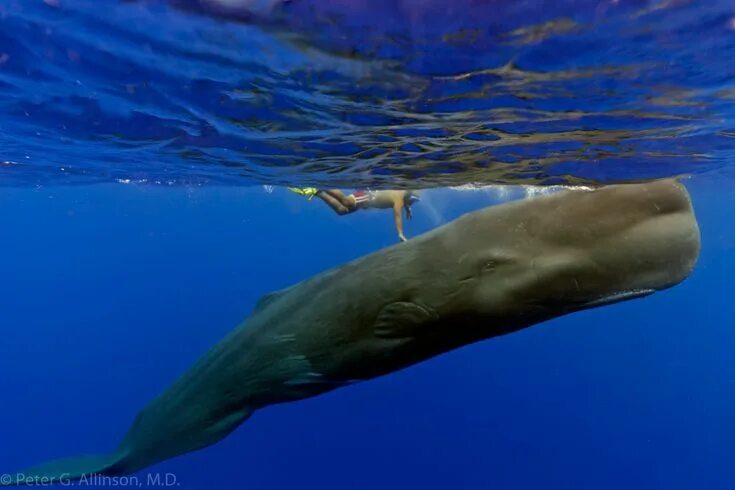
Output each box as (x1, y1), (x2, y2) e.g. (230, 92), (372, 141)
(482, 260), (497, 272)
(474, 252), (514, 276)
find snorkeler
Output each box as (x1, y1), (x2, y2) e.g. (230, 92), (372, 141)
(290, 188), (419, 242)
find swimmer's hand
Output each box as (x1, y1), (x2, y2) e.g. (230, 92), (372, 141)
(399, 233), (407, 242)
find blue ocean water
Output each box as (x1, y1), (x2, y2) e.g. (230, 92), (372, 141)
(1, 1), (735, 489)
(1, 181), (735, 489)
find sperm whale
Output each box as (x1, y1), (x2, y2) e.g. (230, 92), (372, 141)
(3, 180), (700, 487)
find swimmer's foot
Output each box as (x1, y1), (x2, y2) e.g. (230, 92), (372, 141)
(288, 187), (319, 200)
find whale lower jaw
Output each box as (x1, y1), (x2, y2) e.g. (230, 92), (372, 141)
(576, 289), (656, 309)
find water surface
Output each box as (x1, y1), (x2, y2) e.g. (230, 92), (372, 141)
(1, 0), (734, 187)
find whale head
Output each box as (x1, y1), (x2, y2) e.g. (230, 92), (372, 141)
(407, 180), (700, 345)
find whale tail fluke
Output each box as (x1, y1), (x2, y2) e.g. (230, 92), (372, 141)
(1, 453), (123, 487)
(2, 406), (255, 487)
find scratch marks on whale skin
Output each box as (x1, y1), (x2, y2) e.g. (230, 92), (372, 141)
(278, 354), (345, 390)
(262, 331), (351, 394)
(272, 333), (297, 343)
(283, 370), (326, 386)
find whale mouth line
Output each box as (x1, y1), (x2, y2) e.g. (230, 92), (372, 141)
(577, 289), (656, 309)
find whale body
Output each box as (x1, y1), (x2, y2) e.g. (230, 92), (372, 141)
(3, 180), (700, 486)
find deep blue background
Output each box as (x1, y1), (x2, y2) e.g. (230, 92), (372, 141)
(1, 179), (734, 489)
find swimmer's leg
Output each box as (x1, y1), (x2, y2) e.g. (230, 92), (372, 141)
(316, 191), (356, 216)
(322, 190), (357, 207)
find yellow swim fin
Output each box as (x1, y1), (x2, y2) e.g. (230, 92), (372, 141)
(288, 187), (319, 200)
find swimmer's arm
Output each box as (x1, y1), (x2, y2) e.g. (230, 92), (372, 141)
(393, 202), (407, 242)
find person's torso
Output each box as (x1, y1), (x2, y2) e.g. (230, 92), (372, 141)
(362, 190), (404, 209)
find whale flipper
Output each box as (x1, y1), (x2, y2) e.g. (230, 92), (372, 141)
(4, 453), (121, 486)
